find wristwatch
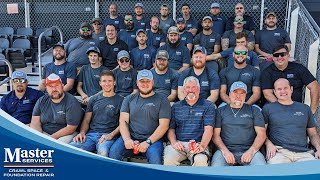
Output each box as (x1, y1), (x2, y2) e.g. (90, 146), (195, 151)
(146, 138), (152, 145)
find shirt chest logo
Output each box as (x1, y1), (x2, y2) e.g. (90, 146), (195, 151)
(144, 54), (150, 58)
(115, 21), (119, 24)
(165, 79), (171, 84)
(58, 71), (64, 75)
(22, 99), (30, 104)
(176, 51), (182, 56)
(274, 33), (280, 36)
(201, 81), (209, 86)
(287, 74), (294, 78)
(209, 39), (215, 43)
(293, 112), (304, 116)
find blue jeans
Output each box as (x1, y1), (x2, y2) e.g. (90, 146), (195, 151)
(211, 150), (266, 166)
(109, 136), (164, 164)
(69, 132), (115, 157)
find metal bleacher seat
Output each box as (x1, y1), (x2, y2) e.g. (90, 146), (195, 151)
(0, 27), (14, 45)
(12, 27), (33, 42)
(31, 28), (53, 52)
(0, 38), (10, 54)
(5, 39), (32, 69)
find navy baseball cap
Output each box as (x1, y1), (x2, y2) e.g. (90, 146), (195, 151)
(53, 42), (64, 49)
(86, 46), (101, 56)
(136, 29), (146, 36)
(12, 70), (27, 79)
(176, 17), (185, 23)
(193, 46), (207, 55)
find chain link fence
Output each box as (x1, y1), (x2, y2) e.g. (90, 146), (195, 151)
(0, 0), (25, 30)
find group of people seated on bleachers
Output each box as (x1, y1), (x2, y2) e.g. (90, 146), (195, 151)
(1, 2), (320, 167)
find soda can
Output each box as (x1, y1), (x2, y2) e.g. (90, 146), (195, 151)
(189, 140), (196, 152)
(133, 140), (139, 154)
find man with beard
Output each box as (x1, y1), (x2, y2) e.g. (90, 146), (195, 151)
(178, 46), (220, 104)
(219, 45), (261, 106)
(99, 24), (128, 70)
(193, 16), (221, 72)
(261, 45), (319, 114)
(77, 46), (108, 105)
(70, 70), (124, 157)
(31, 73), (83, 143)
(209, 2), (226, 38)
(130, 29), (156, 70)
(158, 26), (190, 73)
(113, 50), (138, 97)
(102, 3), (124, 32)
(222, 14), (255, 51)
(118, 14), (138, 51)
(164, 76), (214, 166)
(151, 50), (179, 103)
(133, 3), (150, 31)
(109, 69), (171, 164)
(0, 71), (44, 125)
(64, 22), (100, 68)
(180, 3), (198, 36)
(159, 4), (175, 35)
(255, 12), (291, 68)
(38, 43), (77, 94)
(225, 3), (255, 34)
(146, 16), (166, 49)
(176, 17), (193, 51)
(212, 81), (266, 166)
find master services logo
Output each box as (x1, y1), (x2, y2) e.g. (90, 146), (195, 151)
(3, 148), (55, 178)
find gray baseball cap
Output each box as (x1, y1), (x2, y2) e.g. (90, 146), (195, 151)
(135, 2), (144, 8)
(230, 81), (247, 93)
(117, 50), (130, 60)
(156, 50), (169, 60)
(136, 29), (146, 36)
(137, 69), (153, 81)
(12, 70), (27, 79)
(193, 46), (207, 55)
(211, 2), (221, 8)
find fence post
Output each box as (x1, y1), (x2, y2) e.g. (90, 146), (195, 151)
(304, 38), (320, 106)
(259, 0), (265, 30)
(172, 0), (176, 21)
(95, 0), (99, 18)
(289, 7), (299, 59)
(24, 0), (30, 28)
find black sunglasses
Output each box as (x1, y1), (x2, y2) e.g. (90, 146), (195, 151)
(273, 52), (288, 57)
(119, 59), (130, 63)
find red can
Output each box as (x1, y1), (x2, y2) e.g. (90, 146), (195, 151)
(133, 141), (139, 154)
(189, 140), (196, 151)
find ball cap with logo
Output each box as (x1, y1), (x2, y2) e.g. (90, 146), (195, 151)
(135, 2), (144, 8)
(117, 50), (130, 60)
(193, 46), (207, 55)
(137, 69), (153, 81)
(167, 26), (179, 34)
(211, 2), (221, 8)
(12, 70), (27, 79)
(46, 73), (63, 86)
(156, 50), (169, 60)
(86, 46), (101, 56)
(230, 81), (247, 93)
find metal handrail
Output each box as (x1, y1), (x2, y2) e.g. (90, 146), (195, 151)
(38, 26), (63, 82)
(298, 0), (320, 36)
(0, 58), (13, 91)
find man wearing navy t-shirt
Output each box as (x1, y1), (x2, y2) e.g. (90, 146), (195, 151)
(209, 2), (226, 37)
(225, 3), (255, 34)
(133, 3), (150, 30)
(102, 3), (124, 32)
(176, 17), (193, 51)
(118, 14), (138, 51)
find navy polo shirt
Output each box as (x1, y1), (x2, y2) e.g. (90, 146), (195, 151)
(146, 30), (166, 49)
(98, 38), (128, 69)
(103, 16), (125, 31)
(118, 30), (138, 51)
(170, 98), (215, 142)
(261, 62), (316, 102)
(158, 43), (191, 70)
(0, 87), (44, 124)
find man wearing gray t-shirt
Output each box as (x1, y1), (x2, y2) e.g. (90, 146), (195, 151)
(263, 78), (320, 164)
(70, 71), (123, 157)
(212, 81), (266, 166)
(31, 73), (83, 143)
(109, 69), (171, 164)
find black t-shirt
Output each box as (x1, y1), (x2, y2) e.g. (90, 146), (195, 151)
(98, 39), (128, 69)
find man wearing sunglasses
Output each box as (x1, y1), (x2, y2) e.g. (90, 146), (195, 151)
(118, 14), (138, 52)
(31, 73), (83, 143)
(64, 22), (100, 69)
(261, 45), (319, 114)
(102, 3), (124, 32)
(91, 17), (105, 41)
(219, 45), (261, 106)
(0, 71), (44, 125)
(222, 14), (255, 51)
(225, 3), (255, 35)
(255, 12), (291, 71)
(113, 50), (138, 97)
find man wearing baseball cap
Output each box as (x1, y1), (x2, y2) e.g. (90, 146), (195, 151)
(31, 73), (83, 143)
(209, 2), (226, 36)
(158, 26), (190, 73)
(113, 50), (138, 97)
(38, 42), (77, 94)
(194, 16), (222, 72)
(91, 17), (105, 41)
(159, 4), (175, 35)
(64, 22), (100, 68)
(0, 71), (44, 125)
(134, 2), (150, 30)
(77, 46), (108, 104)
(109, 69), (171, 164)
(178, 46), (220, 103)
(151, 50), (179, 103)
(212, 81), (266, 166)
(130, 29), (156, 70)
(176, 17), (193, 51)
